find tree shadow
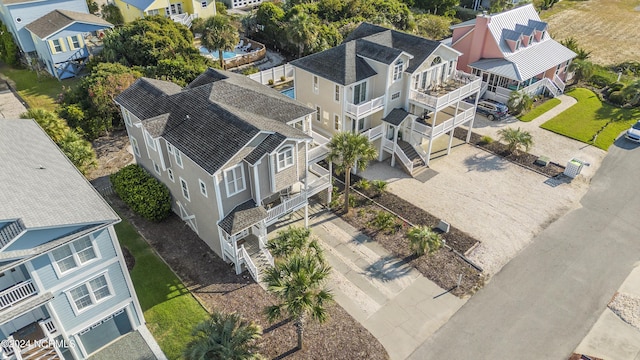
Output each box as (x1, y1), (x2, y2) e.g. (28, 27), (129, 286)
(463, 152), (509, 172)
(273, 346), (299, 360)
(363, 255), (414, 282)
(263, 318), (292, 334)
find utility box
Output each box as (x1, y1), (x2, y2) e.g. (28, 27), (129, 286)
(564, 158), (584, 178)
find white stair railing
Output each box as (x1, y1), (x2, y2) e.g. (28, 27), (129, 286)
(553, 74), (566, 93)
(239, 245), (259, 282)
(394, 147), (413, 174)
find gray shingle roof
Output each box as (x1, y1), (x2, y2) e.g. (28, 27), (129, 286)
(291, 41), (378, 86)
(383, 108), (410, 126)
(116, 69), (313, 174)
(24, 9), (112, 39)
(0, 120), (119, 228)
(343, 22), (442, 74)
(245, 133), (286, 165)
(219, 200), (267, 235)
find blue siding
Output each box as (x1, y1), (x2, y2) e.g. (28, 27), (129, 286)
(50, 262), (132, 332)
(30, 228), (118, 285)
(4, 224), (87, 252)
(46, 23), (108, 64)
(0, 0), (89, 52)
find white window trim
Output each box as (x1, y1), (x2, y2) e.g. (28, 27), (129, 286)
(201, 0), (207, 7)
(224, 165), (246, 197)
(393, 59), (403, 81)
(167, 168), (175, 182)
(130, 136), (140, 157)
(199, 179), (208, 197)
(167, 142), (174, 155)
(123, 110), (132, 126)
(334, 114), (340, 131)
(276, 146), (294, 172)
(52, 39), (62, 53)
(65, 272), (114, 315)
(313, 76), (319, 94)
(144, 130), (156, 151)
(153, 160), (161, 175)
(180, 177), (190, 201)
(175, 149), (183, 168)
(391, 92), (400, 100)
(49, 235), (101, 279)
(315, 105), (321, 122)
(334, 85), (340, 103)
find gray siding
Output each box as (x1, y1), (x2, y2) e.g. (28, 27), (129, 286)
(273, 140), (301, 192)
(256, 159), (272, 203)
(50, 262), (132, 332)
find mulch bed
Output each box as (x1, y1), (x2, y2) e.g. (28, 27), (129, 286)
(453, 128), (565, 178)
(106, 195), (388, 360)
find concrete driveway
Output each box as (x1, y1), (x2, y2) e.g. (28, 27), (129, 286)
(0, 83), (27, 119)
(360, 144), (590, 276)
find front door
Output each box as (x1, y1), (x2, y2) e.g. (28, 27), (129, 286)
(353, 82), (366, 105)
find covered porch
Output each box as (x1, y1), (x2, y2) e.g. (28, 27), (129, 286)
(0, 304), (64, 360)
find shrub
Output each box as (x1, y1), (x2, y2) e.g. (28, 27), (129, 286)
(370, 211), (397, 234)
(407, 226), (442, 256)
(480, 135), (493, 144)
(280, 75), (287, 82)
(268, 79), (274, 85)
(588, 74), (611, 88)
(354, 179), (371, 191)
(608, 91), (625, 105)
(609, 82), (625, 92)
(111, 164), (172, 221)
(371, 180), (388, 195)
(348, 194), (357, 209)
(241, 66), (259, 75)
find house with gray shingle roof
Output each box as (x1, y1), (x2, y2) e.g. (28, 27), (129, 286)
(116, 68), (330, 282)
(450, 4), (576, 103)
(290, 22), (482, 175)
(0, 119), (146, 359)
(0, 0), (113, 79)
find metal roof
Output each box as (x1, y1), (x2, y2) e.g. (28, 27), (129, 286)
(484, 4), (547, 56)
(469, 58), (520, 80)
(0, 120), (119, 228)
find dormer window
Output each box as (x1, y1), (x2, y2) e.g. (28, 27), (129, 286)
(277, 146), (294, 171)
(431, 56), (442, 66)
(393, 59), (404, 81)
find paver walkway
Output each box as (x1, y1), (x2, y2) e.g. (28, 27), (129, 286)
(270, 202), (465, 360)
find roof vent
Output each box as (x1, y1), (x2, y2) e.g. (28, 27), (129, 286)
(38, 165), (46, 170)
(185, 115), (190, 120)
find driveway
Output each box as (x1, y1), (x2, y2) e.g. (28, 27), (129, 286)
(360, 144), (590, 276)
(408, 137), (640, 360)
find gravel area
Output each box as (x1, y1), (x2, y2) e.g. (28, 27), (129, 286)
(608, 292), (640, 331)
(0, 84), (27, 119)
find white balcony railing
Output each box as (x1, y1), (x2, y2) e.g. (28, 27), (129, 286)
(361, 124), (384, 141)
(409, 71), (481, 110)
(308, 144), (329, 163)
(345, 95), (385, 118)
(239, 245), (258, 282)
(413, 102), (475, 139)
(265, 192), (308, 226)
(382, 138), (395, 151)
(0, 279), (37, 311)
(39, 318), (57, 336)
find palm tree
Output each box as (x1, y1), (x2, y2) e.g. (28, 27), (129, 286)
(507, 91), (533, 115)
(267, 226), (322, 258)
(264, 250), (333, 350)
(497, 127), (533, 154)
(407, 226), (442, 256)
(286, 13), (318, 58)
(568, 59), (593, 84)
(184, 311), (263, 360)
(21, 108), (67, 143)
(326, 132), (378, 213)
(200, 15), (239, 69)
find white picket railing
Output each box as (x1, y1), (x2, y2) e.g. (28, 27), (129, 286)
(39, 318), (57, 336)
(0, 279), (37, 311)
(248, 64), (295, 85)
(221, 239), (236, 262)
(382, 138), (395, 151)
(553, 74), (566, 93)
(345, 95), (385, 118)
(263, 248), (274, 267)
(239, 245), (258, 282)
(410, 134), (429, 165)
(308, 144), (329, 163)
(362, 124), (384, 141)
(394, 147), (413, 174)
(265, 192), (308, 225)
(1, 335), (14, 356)
(409, 72), (481, 109)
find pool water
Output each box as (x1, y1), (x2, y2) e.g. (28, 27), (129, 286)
(281, 88), (295, 99)
(198, 46), (237, 60)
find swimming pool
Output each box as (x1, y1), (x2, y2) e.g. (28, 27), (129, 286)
(281, 88), (295, 99)
(198, 46), (237, 60)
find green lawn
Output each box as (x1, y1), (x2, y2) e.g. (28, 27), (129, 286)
(540, 88), (640, 150)
(0, 64), (77, 111)
(518, 98), (561, 122)
(114, 219), (208, 360)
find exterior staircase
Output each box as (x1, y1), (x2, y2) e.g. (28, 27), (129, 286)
(21, 342), (60, 360)
(397, 141), (427, 176)
(243, 236), (273, 287)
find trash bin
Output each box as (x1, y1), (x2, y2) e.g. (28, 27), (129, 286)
(564, 158), (584, 178)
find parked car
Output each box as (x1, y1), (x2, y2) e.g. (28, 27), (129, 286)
(625, 120), (640, 143)
(476, 100), (509, 121)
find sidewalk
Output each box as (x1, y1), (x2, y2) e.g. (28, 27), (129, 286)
(472, 94), (606, 180)
(270, 202), (465, 360)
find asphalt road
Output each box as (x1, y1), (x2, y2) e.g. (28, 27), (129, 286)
(409, 138), (640, 360)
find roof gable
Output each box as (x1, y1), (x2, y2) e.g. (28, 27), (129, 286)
(484, 4), (550, 56)
(24, 9), (112, 39)
(290, 42), (377, 85)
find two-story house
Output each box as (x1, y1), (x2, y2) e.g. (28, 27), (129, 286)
(114, 0), (216, 27)
(450, 4), (576, 103)
(291, 22), (482, 175)
(0, 119), (145, 359)
(0, 0), (113, 79)
(116, 68), (331, 282)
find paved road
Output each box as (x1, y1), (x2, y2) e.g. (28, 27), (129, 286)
(409, 138), (640, 360)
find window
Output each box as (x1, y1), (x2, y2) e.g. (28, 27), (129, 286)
(277, 147), (294, 171)
(393, 59), (403, 81)
(69, 275), (112, 312)
(201, 0), (207, 7)
(316, 106), (321, 122)
(180, 178), (190, 200)
(334, 85), (340, 102)
(144, 130), (156, 151)
(413, 75), (420, 89)
(130, 137), (140, 157)
(51, 236), (98, 275)
(70, 36), (81, 50)
(147, 9), (160, 15)
(334, 114), (340, 131)
(123, 110), (132, 126)
(167, 143), (174, 155)
(353, 82), (366, 104)
(175, 149), (183, 168)
(448, 60), (454, 75)
(199, 179), (208, 197)
(52, 39), (62, 53)
(224, 165), (245, 196)
(153, 160), (160, 175)
(313, 76), (319, 93)
(167, 168), (175, 182)
(391, 92), (400, 100)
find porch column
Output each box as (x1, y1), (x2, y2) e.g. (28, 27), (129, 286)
(252, 164), (261, 206)
(233, 234), (242, 274)
(426, 137), (434, 166)
(304, 204), (309, 228)
(467, 92), (480, 143)
(390, 125), (398, 167)
(447, 128), (454, 155)
(327, 162), (333, 205)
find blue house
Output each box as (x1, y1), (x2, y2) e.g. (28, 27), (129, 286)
(0, 119), (148, 359)
(0, 0), (112, 79)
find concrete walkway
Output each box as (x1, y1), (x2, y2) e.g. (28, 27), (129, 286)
(0, 79), (27, 119)
(270, 202), (465, 360)
(472, 94), (606, 180)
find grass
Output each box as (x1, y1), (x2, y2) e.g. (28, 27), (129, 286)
(114, 219), (208, 360)
(518, 98), (561, 122)
(540, 88), (640, 150)
(0, 64), (77, 111)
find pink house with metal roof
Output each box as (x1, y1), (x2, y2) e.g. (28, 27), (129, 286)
(450, 4), (576, 103)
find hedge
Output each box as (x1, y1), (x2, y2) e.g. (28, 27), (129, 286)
(110, 164), (172, 221)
